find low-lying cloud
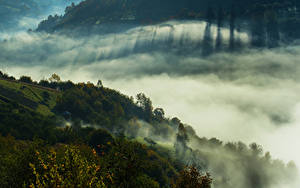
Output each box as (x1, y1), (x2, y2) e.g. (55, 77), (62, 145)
(1, 20), (300, 187)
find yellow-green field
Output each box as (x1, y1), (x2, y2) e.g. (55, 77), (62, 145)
(0, 79), (59, 116)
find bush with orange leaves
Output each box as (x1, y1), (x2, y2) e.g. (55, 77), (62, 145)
(28, 145), (109, 188)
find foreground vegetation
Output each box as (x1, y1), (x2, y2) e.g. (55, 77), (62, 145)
(0, 71), (297, 188)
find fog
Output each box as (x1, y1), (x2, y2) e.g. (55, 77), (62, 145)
(1, 20), (300, 187)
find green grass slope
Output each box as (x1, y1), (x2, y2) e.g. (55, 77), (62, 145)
(0, 79), (58, 116)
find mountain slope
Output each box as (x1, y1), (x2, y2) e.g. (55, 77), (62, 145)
(35, 0), (300, 47)
(36, 1), (298, 28)
(0, 72), (298, 188)
(0, 78), (57, 116)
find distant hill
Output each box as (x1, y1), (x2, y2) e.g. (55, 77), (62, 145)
(37, 0), (300, 38)
(0, 0), (81, 31)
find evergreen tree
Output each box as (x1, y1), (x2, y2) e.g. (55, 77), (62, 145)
(175, 124), (189, 158)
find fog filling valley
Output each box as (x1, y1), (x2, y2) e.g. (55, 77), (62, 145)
(1, 19), (300, 187)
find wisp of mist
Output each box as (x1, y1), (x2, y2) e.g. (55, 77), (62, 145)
(1, 20), (300, 187)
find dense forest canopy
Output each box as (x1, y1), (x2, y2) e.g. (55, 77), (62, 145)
(36, 1), (298, 27)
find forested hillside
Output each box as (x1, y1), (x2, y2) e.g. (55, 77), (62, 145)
(37, 0), (300, 43)
(0, 71), (297, 188)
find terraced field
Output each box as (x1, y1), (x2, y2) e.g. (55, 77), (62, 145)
(0, 79), (59, 116)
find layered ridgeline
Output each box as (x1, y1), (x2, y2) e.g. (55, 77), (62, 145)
(37, 0), (300, 45)
(0, 72), (298, 188)
(0, 0), (82, 31)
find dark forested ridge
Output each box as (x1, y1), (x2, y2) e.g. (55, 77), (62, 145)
(0, 71), (298, 188)
(36, 0), (300, 43)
